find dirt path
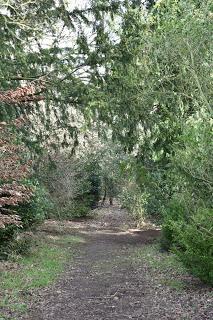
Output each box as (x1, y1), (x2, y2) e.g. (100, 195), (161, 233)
(22, 205), (212, 320)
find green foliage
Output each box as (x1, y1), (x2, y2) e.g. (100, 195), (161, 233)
(0, 180), (50, 259)
(38, 152), (102, 219)
(53, 198), (92, 220)
(160, 112), (213, 284)
(85, 0), (212, 284)
(0, 225), (18, 259)
(163, 207), (213, 284)
(98, 143), (126, 202)
(172, 113), (213, 207)
(161, 196), (191, 250)
(84, 158), (102, 207)
(0, 0), (129, 151)
(17, 180), (52, 229)
(120, 182), (149, 223)
(88, 0), (212, 206)
(8, 233), (37, 257)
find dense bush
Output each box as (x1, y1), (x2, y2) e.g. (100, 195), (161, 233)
(161, 196), (189, 251)
(0, 124), (50, 258)
(16, 180), (52, 229)
(163, 206), (213, 284)
(161, 113), (213, 283)
(0, 181), (50, 258)
(161, 113), (212, 236)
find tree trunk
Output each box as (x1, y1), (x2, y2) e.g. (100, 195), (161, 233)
(102, 187), (107, 205)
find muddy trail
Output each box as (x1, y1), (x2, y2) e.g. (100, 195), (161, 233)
(21, 205), (212, 320)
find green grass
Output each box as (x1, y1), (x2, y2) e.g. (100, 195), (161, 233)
(131, 244), (188, 290)
(0, 316), (17, 320)
(0, 234), (84, 317)
(132, 244), (186, 275)
(160, 278), (186, 291)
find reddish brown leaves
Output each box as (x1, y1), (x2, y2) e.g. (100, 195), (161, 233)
(0, 213), (21, 229)
(0, 131), (31, 181)
(0, 81), (45, 105)
(0, 127), (33, 228)
(0, 81), (45, 228)
(0, 184), (33, 206)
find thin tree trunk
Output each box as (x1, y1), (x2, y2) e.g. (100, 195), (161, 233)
(102, 187), (107, 205)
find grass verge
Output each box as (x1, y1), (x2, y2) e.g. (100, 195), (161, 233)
(0, 234), (84, 319)
(131, 243), (188, 291)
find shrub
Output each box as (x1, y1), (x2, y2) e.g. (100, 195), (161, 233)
(0, 181), (51, 259)
(8, 232), (37, 257)
(171, 208), (213, 285)
(160, 112), (213, 284)
(161, 195), (191, 250)
(162, 202), (213, 285)
(0, 125), (33, 229)
(17, 180), (52, 229)
(120, 182), (149, 224)
(48, 196), (94, 220)
(0, 225), (18, 259)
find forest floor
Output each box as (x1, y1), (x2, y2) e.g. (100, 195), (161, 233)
(1, 204), (213, 320)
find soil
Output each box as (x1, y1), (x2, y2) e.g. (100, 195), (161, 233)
(20, 204), (212, 320)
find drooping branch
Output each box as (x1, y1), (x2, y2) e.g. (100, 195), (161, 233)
(0, 81), (45, 105)
(0, 213), (21, 229)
